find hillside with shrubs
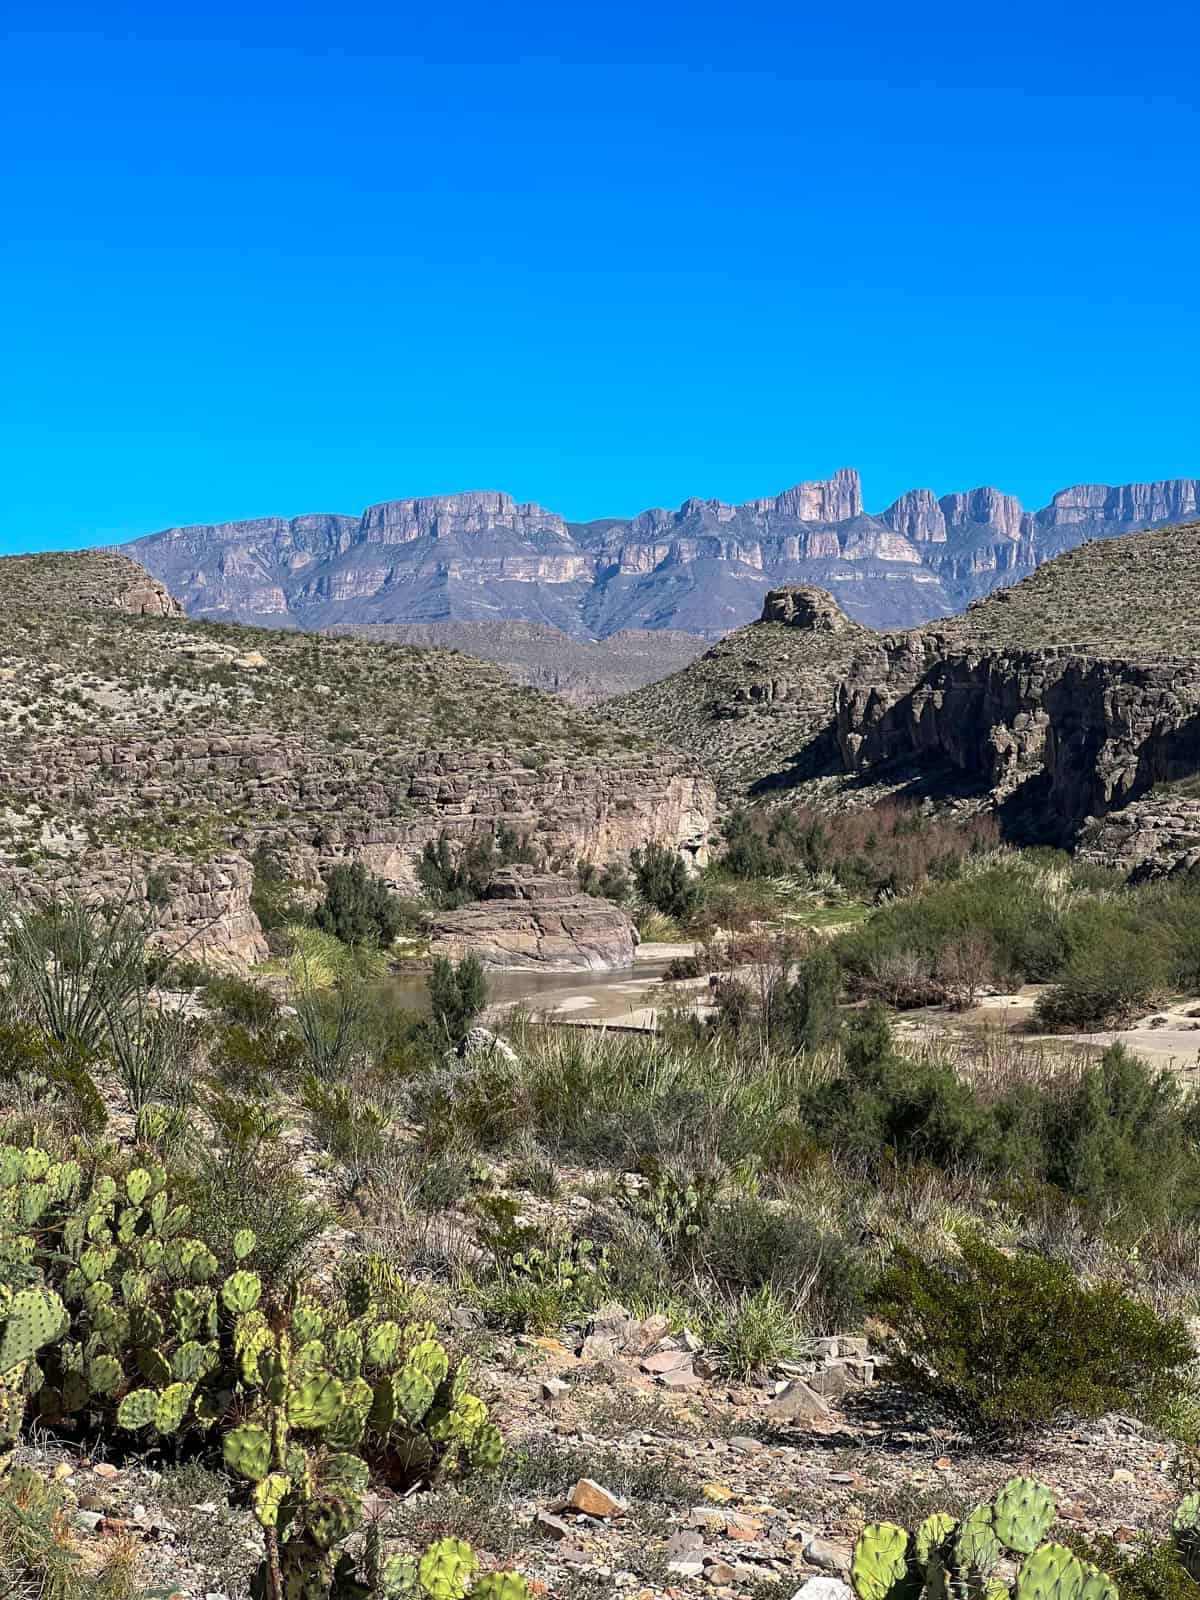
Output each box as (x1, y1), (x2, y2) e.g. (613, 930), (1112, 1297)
(5, 783), (1200, 1596)
(5, 545), (1200, 1597)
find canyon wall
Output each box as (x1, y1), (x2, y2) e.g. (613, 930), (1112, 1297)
(836, 636), (1200, 841)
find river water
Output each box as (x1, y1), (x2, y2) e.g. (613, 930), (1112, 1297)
(382, 946), (690, 1029)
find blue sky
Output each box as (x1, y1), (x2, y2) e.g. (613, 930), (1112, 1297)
(5, 0), (1198, 549)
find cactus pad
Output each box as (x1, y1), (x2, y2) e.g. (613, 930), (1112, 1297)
(394, 1366), (436, 1425)
(914, 1514), (957, 1566)
(418, 1537), (480, 1600)
(1078, 1563), (1117, 1600)
(851, 1522), (911, 1600)
(233, 1227), (256, 1260)
(288, 1370), (344, 1430)
(88, 1354), (122, 1396)
(224, 1423), (272, 1481)
(366, 1320), (404, 1369)
(993, 1478), (1057, 1555)
(0, 1286), (67, 1371)
(222, 1270), (262, 1315)
(1016, 1543), (1086, 1600)
(117, 1387), (159, 1429)
(955, 1506), (1001, 1576)
(308, 1494), (360, 1551)
(126, 1168), (152, 1206)
(471, 1575), (530, 1600)
(154, 1380), (194, 1434)
(291, 1296), (325, 1343)
(253, 1471), (292, 1529)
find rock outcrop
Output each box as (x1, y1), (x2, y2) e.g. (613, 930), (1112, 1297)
(760, 586), (854, 631)
(116, 472), (1200, 639)
(835, 522), (1200, 854)
(428, 866), (638, 971)
(609, 587), (874, 799)
(0, 548), (715, 968)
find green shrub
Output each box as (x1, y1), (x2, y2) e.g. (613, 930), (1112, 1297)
(1034, 929), (1165, 1029)
(428, 956), (487, 1047)
(768, 944), (841, 1052)
(1063, 1531), (1200, 1600)
(1046, 1044), (1200, 1225)
(314, 860), (405, 948)
(201, 971), (281, 1030)
(872, 1231), (1195, 1430)
(630, 843), (704, 924)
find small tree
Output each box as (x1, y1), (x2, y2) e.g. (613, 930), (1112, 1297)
(769, 944), (841, 1052)
(630, 843), (703, 924)
(314, 862), (403, 948)
(428, 955), (487, 1045)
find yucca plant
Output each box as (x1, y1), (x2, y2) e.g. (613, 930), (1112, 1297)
(0, 892), (150, 1055)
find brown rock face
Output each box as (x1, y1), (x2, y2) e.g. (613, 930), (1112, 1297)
(428, 865), (638, 971)
(759, 586), (852, 631)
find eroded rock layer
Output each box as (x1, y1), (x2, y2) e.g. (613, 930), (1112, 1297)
(429, 866), (638, 971)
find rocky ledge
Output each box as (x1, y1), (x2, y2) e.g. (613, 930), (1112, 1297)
(428, 865), (638, 971)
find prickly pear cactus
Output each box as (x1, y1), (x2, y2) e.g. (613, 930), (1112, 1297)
(954, 1504), (1001, 1577)
(419, 1537), (480, 1600)
(993, 1478), (1057, 1555)
(471, 1575), (531, 1600)
(1016, 1543), (1086, 1600)
(914, 1512), (957, 1567)
(1174, 1493), (1200, 1582)
(1077, 1562), (1117, 1600)
(851, 1522), (912, 1600)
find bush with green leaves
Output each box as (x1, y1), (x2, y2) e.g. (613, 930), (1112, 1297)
(314, 861), (406, 950)
(575, 859), (630, 901)
(629, 843), (704, 924)
(428, 956), (487, 1047)
(871, 1231), (1195, 1431)
(418, 829), (537, 911)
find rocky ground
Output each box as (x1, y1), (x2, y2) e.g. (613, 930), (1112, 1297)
(27, 1319), (1180, 1600)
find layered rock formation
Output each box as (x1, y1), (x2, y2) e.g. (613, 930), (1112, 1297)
(115, 471), (1200, 639)
(0, 550), (715, 967)
(609, 586), (874, 800)
(835, 521), (1200, 849)
(428, 866), (638, 971)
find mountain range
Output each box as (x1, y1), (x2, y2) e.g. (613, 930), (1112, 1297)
(113, 470), (1200, 638)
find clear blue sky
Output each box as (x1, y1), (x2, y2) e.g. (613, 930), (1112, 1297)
(5, 0), (1198, 550)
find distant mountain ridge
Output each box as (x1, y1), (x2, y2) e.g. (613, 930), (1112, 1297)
(113, 470), (1200, 638)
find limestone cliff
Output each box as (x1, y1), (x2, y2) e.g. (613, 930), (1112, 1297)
(834, 522), (1200, 853)
(0, 549), (715, 966)
(428, 866), (638, 971)
(116, 471), (1200, 640)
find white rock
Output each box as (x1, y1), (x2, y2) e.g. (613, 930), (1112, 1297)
(791, 1579), (854, 1600)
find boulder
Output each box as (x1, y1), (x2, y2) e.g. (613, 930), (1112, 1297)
(428, 865), (637, 971)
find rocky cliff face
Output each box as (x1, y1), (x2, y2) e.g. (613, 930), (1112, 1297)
(0, 549), (716, 969)
(428, 865), (638, 971)
(834, 522), (1200, 855)
(115, 472), (1200, 641)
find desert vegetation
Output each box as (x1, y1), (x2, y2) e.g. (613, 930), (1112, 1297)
(4, 834), (1200, 1595)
